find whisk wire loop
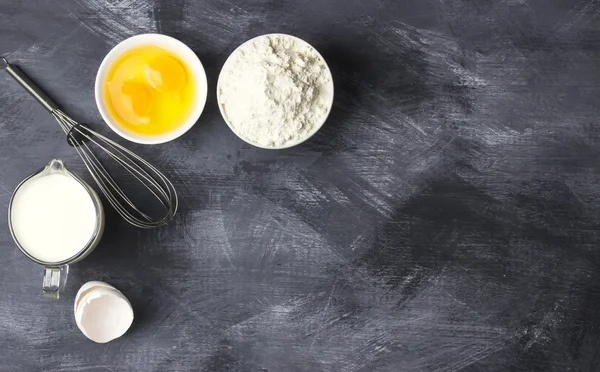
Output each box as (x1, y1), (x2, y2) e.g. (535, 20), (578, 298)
(53, 109), (178, 228)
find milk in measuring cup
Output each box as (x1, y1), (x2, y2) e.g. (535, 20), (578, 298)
(10, 172), (98, 263)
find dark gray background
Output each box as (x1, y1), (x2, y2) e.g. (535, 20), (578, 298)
(1, 0), (600, 371)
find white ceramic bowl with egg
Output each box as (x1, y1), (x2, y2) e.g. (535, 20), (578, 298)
(217, 33), (334, 150)
(95, 34), (208, 144)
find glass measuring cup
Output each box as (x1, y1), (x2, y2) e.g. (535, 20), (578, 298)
(8, 159), (105, 299)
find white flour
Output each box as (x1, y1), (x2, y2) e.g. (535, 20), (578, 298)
(219, 35), (331, 147)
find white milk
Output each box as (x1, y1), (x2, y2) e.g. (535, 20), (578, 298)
(10, 173), (98, 263)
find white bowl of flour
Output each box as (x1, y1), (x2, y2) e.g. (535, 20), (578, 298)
(217, 34), (334, 149)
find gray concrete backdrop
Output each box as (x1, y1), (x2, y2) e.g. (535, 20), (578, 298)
(1, 0), (600, 371)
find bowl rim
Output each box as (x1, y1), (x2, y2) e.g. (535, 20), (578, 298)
(95, 33), (208, 145)
(216, 33), (335, 150)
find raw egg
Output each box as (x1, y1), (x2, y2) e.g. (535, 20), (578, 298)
(103, 45), (195, 136)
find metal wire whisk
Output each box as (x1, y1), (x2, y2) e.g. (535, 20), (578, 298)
(1, 57), (178, 228)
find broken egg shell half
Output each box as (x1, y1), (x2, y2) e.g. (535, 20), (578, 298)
(74, 281), (116, 314)
(74, 281), (134, 343)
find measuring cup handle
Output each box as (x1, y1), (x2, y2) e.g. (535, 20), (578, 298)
(42, 265), (69, 299)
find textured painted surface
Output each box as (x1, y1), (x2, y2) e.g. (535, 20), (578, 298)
(1, 0), (600, 371)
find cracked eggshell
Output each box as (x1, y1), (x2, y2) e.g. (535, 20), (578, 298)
(74, 282), (134, 343)
(74, 281), (116, 314)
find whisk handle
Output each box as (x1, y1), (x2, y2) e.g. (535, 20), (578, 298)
(1, 57), (58, 113)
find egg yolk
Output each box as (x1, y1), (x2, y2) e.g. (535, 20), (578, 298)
(112, 80), (151, 124)
(145, 56), (186, 93)
(103, 45), (194, 136)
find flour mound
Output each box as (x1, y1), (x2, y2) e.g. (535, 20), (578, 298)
(219, 35), (331, 147)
